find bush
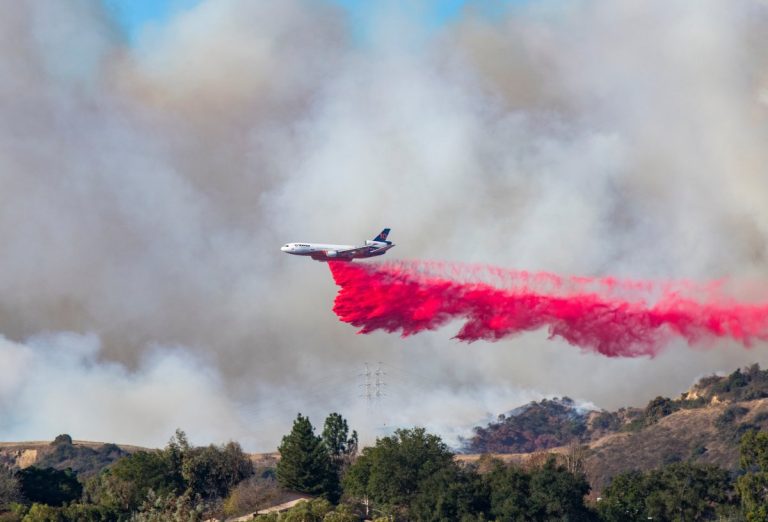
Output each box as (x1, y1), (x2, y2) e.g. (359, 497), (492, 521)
(130, 490), (205, 522)
(221, 473), (281, 518)
(716, 406), (750, 429)
(51, 436), (72, 447)
(690, 445), (707, 457)
(591, 412), (620, 432)
(17, 468), (82, 507)
(644, 397), (676, 425)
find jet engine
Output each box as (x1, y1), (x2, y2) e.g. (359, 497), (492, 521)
(326, 250), (338, 257)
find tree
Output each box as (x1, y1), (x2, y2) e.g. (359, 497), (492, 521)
(51, 435), (72, 447)
(322, 413), (358, 472)
(645, 463), (732, 521)
(86, 450), (177, 513)
(738, 430), (768, 521)
(343, 428), (455, 512)
(527, 456), (592, 521)
(222, 474), (282, 518)
(597, 470), (650, 521)
(181, 442), (253, 500)
(277, 414), (338, 501)
(409, 465), (489, 521)
(17, 468), (82, 507)
(644, 396), (676, 425)
(485, 461), (531, 521)
(86, 429), (252, 515)
(0, 466), (21, 510)
(19, 503), (64, 522)
(163, 430), (188, 494)
(600, 462), (735, 522)
(564, 442), (588, 474)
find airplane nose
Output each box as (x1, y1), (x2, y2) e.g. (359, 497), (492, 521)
(281, 246), (288, 252)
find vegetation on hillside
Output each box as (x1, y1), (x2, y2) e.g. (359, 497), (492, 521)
(3, 364), (768, 520)
(0, 436), (128, 479)
(34, 436), (129, 479)
(0, 429), (253, 521)
(465, 364), (768, 455)
(463, 397), (590, 453)
(737, 429), (768, 521)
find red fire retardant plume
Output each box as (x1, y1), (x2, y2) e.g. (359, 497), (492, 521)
(329, 260), (768, 357)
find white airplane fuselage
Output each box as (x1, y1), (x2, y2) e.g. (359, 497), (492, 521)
(281, 229), (394, 261)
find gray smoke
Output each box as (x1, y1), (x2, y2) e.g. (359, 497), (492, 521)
(1, 0), (768, 450)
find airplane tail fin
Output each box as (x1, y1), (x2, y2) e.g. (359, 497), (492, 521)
(373, 228), (391, 242)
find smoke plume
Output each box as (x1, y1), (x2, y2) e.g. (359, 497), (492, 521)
(331, 261), (768, 357)
(2, 0), (768, 450)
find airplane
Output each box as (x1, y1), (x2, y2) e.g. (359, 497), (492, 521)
(281, 228), (395, 261)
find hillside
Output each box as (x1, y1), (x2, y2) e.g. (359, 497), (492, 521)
(461, 364), (768, 493)
(462, 397), (591, 453)
(585, 397), (768, 490)
(0, 435), (145, 477)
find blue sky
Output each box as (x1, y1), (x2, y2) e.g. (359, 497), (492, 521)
(102, 0), (194, 39)
(102, 0), (482, 43)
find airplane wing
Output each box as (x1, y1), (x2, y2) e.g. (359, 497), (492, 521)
(333, 246), (372, 257)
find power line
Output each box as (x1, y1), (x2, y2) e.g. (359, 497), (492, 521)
(374, 362), (386, 400)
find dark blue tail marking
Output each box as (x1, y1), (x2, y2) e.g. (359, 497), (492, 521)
(373, 228), (391, 242)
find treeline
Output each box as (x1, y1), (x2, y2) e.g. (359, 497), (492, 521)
(3, 416), (768, 520)
(273, 414), (768, 521)
(0, 430), (253, 521)
(268, 414), (594, 521)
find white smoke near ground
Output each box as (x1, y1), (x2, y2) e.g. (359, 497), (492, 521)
(0, 333), (248, 447)
(1, 0), (768, 450)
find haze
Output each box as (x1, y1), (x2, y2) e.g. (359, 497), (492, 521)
(1, 0), (768, 451)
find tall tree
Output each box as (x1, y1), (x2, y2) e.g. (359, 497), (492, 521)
(322, 413), (358, 472)
(277, 414), (338, 501)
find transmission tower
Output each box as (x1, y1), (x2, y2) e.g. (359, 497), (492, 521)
(359, 363), (372, 403)
(374, 362), (386, 401)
